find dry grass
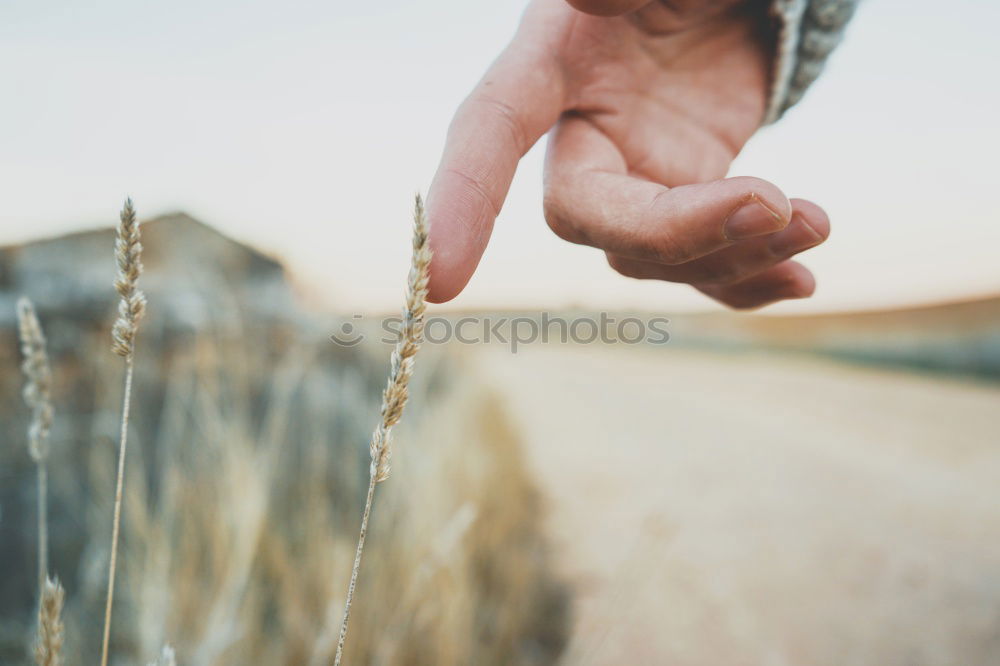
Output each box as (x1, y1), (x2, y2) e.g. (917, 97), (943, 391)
(54, 333), (563, 665)
(17, 296), (54, 595)
(101, 198), (147, 666)
(110, 198), (146, 360)
(1, 197), (567, 665)
(335, 194), (432, 664)
(34, 577), (64, 666)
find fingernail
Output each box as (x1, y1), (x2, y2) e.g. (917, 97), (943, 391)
(767, 214), (825, 255)
(723, 196), (786, 241)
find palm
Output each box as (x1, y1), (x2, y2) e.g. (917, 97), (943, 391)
(552, 0), (769, 186)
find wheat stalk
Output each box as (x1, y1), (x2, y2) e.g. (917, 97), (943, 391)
(100, 198), (147, 666)
(333, 194), (431, 666)
(17, 297), (54, 593)
(34, 576), (64, 666)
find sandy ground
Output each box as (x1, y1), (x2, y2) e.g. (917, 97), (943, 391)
(469, 344), (1000, 666)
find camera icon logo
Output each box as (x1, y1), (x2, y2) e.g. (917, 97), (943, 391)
(330, 315), (365, 347)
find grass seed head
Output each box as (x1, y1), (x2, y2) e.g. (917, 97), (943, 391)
(17, 297), (54, 462)
(34, 577), (65, 666)
(112, 198), (146, 359)
(369, 193), (431, 482)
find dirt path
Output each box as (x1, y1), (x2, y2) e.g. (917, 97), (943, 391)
(471, 345), (1000, 666)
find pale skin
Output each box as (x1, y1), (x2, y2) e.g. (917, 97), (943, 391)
(425, 0), (831, 309)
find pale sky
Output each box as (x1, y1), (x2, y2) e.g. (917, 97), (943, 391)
(2, 0), (998, 313)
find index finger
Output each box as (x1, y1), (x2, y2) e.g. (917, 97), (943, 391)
(425, 8), (567, 303)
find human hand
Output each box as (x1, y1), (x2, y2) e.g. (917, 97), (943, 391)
(425, 0), (830, 309)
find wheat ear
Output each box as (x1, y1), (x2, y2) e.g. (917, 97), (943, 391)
(333, 194), (431, 666)
(35, 576), (64, 666)
(100, 198), (147, 666)
(17, 297), (54, 593)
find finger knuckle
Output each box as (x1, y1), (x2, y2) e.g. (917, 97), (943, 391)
(698, 264), (744, 285)
(464, 93), (529, 153)
(443, 167), (501, 217)
(648, 227), (691, 265)
(644, 191), (693, 265)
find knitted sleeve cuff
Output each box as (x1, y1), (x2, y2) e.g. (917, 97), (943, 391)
(764, 0), (860, 124)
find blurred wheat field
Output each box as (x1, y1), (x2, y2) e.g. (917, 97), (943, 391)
(0, 215), (568, 665)
(1, 326), (569, 665)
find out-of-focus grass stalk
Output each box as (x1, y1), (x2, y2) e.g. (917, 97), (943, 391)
(17, 297), (54, 594)
(101, 198), (147, 666)
(35, 576), (65, 666)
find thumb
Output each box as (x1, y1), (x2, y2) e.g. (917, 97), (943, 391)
(426, 14), (566, 303)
